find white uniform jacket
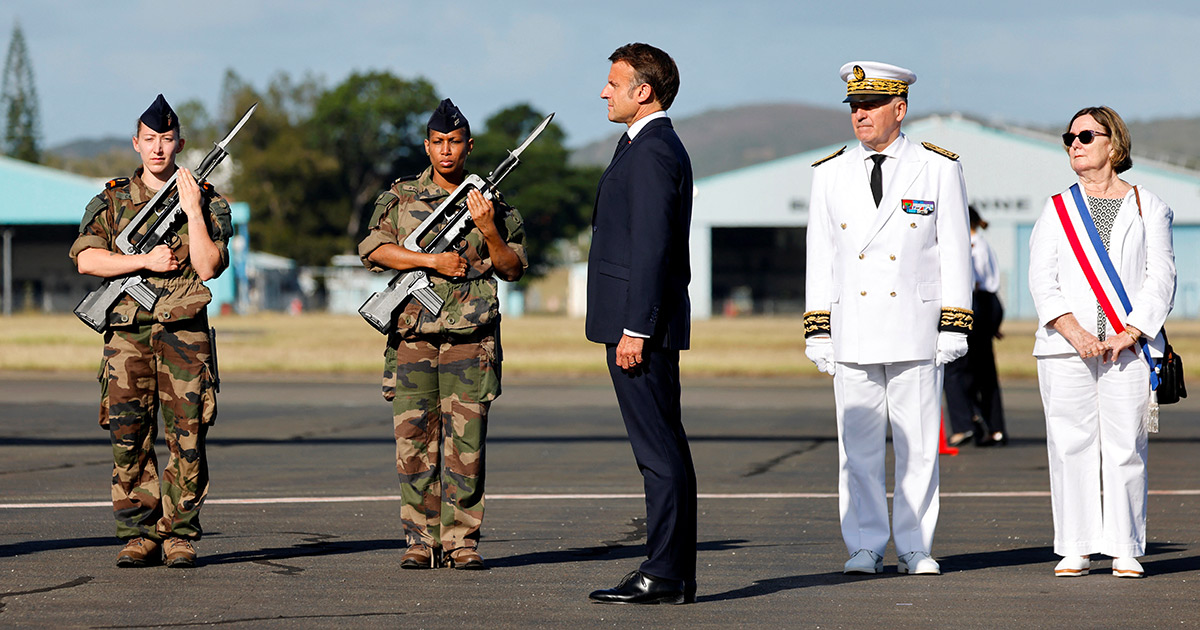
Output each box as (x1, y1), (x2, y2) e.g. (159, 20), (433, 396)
(805, 134), (973, 364)
(1028, 185), (1175, 358)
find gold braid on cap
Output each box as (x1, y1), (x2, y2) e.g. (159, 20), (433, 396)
(846, 78), (909, 98)
(939, 307), (974, 333)
(803, 310), (831, 338)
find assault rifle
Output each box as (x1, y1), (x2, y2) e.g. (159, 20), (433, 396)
(358, 112), (554, 334)
(74, 103), (258, 332)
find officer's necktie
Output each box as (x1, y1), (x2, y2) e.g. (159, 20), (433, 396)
(870, 154), (886, 207)
(612, 133), (631, 161)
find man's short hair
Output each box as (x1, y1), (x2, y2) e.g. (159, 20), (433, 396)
(608, 43), (680, 111)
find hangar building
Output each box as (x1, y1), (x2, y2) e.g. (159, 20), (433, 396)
(0, 155), (248, 316)
(690, 114), (1200, 320)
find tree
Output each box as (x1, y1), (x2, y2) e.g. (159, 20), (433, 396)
(470, 104), (602, 277)
(1, 20), (41, 163)
(220, 70), (346, 266)
(308, 72), (440, 241)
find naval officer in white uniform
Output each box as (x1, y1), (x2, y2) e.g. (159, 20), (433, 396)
(803, 61), (974, 576)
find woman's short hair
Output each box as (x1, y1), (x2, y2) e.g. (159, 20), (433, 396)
(1067, 106), (1132, 174)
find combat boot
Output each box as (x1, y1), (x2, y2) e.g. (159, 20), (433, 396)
(447, 546), (486, 571)
(116, 537), (160, 567)
(163, 537), (197, 568)
(400, 544), (437, 569)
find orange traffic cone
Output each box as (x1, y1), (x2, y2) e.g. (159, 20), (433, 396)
(938, 410), (959, 456)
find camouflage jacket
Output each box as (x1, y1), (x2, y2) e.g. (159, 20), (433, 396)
(358, 167), (527, 337)
(69, 167), (233, 327)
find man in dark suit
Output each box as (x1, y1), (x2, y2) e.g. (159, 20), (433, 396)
(585, 42), (696, 606)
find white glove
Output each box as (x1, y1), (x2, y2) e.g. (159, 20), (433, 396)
(935, 331), (969, 366)
(805, 336), (836, 376)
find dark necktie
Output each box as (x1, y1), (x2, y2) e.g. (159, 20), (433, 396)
(612, 132), (631, 161)
(870, 154), (886, 207)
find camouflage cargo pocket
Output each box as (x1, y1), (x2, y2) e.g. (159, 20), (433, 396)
(200, 362), (218, 426)
(96, 357), (110, 430)
(382, 344), (397, 401)
(478, 333), (501, 403)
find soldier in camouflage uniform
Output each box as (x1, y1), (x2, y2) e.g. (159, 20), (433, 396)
(359, 99), (527, 570)
(69, 94), (231, 569)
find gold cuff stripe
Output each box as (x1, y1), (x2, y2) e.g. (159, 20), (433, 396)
(846, 78), (909, 96)
(803, 311), (831, 337)
(939, 307), (974, 332)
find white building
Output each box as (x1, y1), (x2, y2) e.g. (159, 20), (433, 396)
(690, 114), (1200, 320)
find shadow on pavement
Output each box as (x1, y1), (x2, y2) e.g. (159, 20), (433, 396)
(0, 536), (113, 558)
(488, 539), (749, 569)
(700, 570), (903, 602)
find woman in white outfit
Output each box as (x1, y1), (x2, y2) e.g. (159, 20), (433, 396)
(1028, 106), (1175, 578)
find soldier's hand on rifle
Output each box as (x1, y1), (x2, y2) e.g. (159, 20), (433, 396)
(466, 189), (497, 236)
(176, 168), (204, 221)
(430, 252), (468, 278)
(143, 244), (179, 273)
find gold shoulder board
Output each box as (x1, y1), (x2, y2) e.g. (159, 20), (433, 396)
(105, 177), (130, 190)
(921, 142), (958, 161)
(811, 146), (846, 168)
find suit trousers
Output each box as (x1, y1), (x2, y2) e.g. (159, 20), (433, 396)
(944, 290), (1006, 436)
(605, 345), (697, 583)
(834, 360), (942, 558)
(1037, 352), (1149, 558)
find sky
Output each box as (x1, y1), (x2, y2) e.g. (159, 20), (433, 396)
(3, 0), (1200, 150)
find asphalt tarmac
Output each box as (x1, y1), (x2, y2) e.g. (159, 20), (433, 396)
(2, 372), (1199, 629)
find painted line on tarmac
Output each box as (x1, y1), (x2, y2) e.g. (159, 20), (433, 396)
(4, 489), (1200, 509)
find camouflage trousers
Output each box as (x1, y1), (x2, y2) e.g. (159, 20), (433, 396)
(384, 327), (500, 552)
(100, 311), (216, 541)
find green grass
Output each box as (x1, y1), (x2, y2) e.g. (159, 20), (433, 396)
(4, 313), (1200, 379)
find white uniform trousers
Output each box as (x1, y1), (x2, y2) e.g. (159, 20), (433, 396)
(1037, 351), (1149, 558)
(833, 360), (942, 558)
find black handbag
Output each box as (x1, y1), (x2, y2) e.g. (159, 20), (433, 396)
(1128, 187), (1186, 405)
(1155, 340), (1187, 405)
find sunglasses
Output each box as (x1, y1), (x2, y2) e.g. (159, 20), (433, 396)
(1062, 130), (1109, 146)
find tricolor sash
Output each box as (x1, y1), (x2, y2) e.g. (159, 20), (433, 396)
(1052, 184), (1159, 389)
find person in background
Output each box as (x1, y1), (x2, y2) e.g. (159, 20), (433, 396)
(944, 206), (1007, 446)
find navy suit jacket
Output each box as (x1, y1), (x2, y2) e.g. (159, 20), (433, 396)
(586, 117), (692, 351)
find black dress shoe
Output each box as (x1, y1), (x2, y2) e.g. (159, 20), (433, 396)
(589, 570), (689, 605)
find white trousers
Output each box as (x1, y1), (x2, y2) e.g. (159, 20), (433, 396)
(1037, 351), (1149, 558)
(833, 360), (942, 558)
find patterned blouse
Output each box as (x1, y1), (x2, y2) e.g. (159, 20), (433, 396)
(1087, 195), (1125, 340)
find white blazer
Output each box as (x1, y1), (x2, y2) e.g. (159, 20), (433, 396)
(805, 134), (973, 364)
(1028, 185), (1175, 357)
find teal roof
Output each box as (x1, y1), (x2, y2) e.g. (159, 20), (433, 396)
(0, 154), (249, 225)
(0, 154), (104, 225)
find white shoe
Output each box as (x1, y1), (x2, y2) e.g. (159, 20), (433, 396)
(1054, 555), (1090, 577)
(897, 551), (941, 575)
(843, 549), (882, 574)
(1112, 557), (1145, 578)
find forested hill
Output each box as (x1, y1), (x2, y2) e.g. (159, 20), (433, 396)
(569, 105), (1200, 177)
(570, 103), (850, 179)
